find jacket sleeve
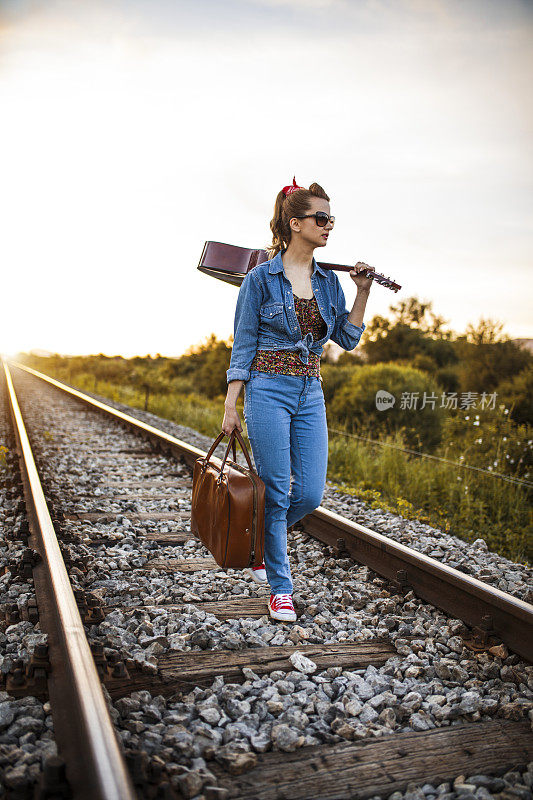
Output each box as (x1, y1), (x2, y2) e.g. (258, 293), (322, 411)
(330, 273), (366, 350)
(226, 271), (262, 383)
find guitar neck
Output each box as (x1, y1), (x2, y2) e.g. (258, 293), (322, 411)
(198, 241), (401, 292)
(320, 263), (401, 292)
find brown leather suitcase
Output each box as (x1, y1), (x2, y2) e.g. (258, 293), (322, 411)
(191, 429), (265, 569)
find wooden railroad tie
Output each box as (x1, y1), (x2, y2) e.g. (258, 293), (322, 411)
(64, 512), (191, 522)
(77, 448), (157, 455)
(97, 481), (188, 489)
(116, 597), (283, 620)
(143, 532), (191, 544)
(87, 494), (189, 501)
(60, 530), (192, 546)
(110, 590), (375, 620)
(210, 719), (533, 799)
(142, 557), (221, 573)
(104, 640), (398, 700)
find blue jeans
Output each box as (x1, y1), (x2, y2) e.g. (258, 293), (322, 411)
(243, 370), (329, 594)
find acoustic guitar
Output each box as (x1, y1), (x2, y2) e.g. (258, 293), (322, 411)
(198, 241), (401, 292)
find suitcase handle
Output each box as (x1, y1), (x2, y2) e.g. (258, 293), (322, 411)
(220, 428), (255, 473)
(204, 429), (255, 474)
(204, 430), (236, 466)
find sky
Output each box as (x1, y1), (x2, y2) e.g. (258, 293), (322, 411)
(1, 0), (532, 357)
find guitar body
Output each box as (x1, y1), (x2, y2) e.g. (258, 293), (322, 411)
(197, 241), (401, 292)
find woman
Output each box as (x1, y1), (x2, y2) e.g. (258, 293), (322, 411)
(222, 178), (374, 621)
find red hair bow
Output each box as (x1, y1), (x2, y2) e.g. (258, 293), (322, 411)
(282, 176), (304, 196)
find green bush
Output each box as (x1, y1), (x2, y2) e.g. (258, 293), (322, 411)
(496, 364), (533, 427)
(434, 366), (460, 393)
(410, 353), (438, 372)
(330, 362), (445, 450)
(320, 363), (360, 405)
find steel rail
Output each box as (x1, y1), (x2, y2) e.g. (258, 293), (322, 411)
(12, 362), (533, 664)
(2, 361), (136, 800)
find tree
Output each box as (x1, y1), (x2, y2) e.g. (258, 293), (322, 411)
(195, 335), (232, 398)
(388, 297), (452, 337)
(362, 297), (456, 367)
(91, 355), (128, 390)
(160, 335), (231, 397)
(465, 317), (507, 345)
(130, 365), (169, 411)
(454, 335), (532, 394)
(364, 323), (458, 368)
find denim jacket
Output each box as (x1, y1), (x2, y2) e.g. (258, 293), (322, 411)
(226, 250), (366, 383)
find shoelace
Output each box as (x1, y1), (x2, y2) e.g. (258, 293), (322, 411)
(270, 594), (294, 610)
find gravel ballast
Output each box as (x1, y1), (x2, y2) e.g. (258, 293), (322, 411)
(3, 369), (533, 799)
(0, 377), (58, 797)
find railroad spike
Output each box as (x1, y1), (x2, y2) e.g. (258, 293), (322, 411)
(480, 614), (494, 630)
(23, 547), (41, 563)
(106, 651), (120, 664)
(470, 613), (502, 648)
(334, 537), (349, 557)
(27, 598), (39, 623)
(111, 661), (129, 679)
(29, 645), (50, 667)
(394, 569), (411, 594)
(74, 589), (106, 623)
(89, 641), (109, 677)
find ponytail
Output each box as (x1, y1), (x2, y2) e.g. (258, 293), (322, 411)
(266, 182), (330, 259)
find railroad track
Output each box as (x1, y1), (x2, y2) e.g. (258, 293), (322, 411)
(1, 359), (532, 800)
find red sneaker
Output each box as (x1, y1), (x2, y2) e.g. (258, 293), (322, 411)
(244, 563), (267, 584)
(268, 593), (296, 622)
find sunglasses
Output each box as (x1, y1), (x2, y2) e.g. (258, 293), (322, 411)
(291, 211), (335, 227)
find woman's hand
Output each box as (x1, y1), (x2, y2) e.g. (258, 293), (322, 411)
(223, 381), (244, 435)
(349, 262), (375, 292)
(222, 405), (243, 436)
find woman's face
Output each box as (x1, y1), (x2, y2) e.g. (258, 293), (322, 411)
(290, 197), (334, 249)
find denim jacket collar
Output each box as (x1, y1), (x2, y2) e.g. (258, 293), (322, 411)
(267, 250), (328, 278)
(226, 248), (366, 384)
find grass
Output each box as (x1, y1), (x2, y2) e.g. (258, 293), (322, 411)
(326, 428), (531, 566)
(27, 367), (533, 567)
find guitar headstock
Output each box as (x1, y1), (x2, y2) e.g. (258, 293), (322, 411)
(361, 269), (401, 293)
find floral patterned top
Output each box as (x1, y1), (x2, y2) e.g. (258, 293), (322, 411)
(250, 295), (327, 377)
